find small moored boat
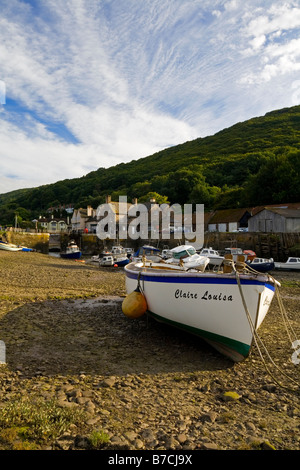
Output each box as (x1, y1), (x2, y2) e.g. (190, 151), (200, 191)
(131, 245), (162, 263)
(199, 247), (224, 266)
(274, 257), (300, 271)
(60, 240), (82, 259)
(225, 247), (256, 262)
(99, 254), (114, 266)
(113, 256), (130, 267)
(246, 257), (275, 273)
(0, 240), (22, 252)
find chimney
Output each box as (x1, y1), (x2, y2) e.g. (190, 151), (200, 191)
(106, 195), (111, 203)
(87, 205), (92, 217)
(132, 198), (138, 205)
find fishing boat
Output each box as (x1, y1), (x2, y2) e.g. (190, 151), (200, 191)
(123, 246), (279, 362)
(60, 240), (82, 259)
(164, 245), (209, 270)
(199, 247), (224, 266)
(111, 245), (130, 266)
(246, 257), (275, 273)
(0, 240), (22, 252)
(274, 257), (300, 271)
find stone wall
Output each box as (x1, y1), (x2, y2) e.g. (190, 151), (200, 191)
(203, 232), (300, 260)
(4, 232), (50, 253)
(3, 231), (300, 260)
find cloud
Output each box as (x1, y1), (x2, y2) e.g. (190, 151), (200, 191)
(0, 0), (300, 194)
(239, 2), (300, 83)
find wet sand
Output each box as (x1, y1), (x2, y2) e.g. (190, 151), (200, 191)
(0, 251), (299, 450)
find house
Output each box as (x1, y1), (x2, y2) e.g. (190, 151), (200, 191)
(95, 195), (136, 238)
(96, 195), (173, 239)
(38, 215), (69, 233)
(248, 203), (300, 233)
(207, 208), (251, 232)
(71, 206), (97, 233)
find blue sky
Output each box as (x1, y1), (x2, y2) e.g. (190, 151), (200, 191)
(0, 0), (300, 194)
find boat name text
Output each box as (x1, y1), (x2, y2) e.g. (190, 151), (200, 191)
(175, 289), (233, 301)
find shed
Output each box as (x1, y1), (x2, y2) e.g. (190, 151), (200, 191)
(248, 206), (300, 233)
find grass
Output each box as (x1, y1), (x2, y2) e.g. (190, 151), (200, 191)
(0, 397), (86, 449)
(279, 279), (300, 288)
(0, 396), (112, 450)
(88, 430), (110, 449)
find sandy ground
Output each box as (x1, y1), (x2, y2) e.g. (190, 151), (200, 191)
(0, 251), (299, 451)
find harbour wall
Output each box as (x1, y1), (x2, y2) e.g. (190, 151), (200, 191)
(56, 231), (300, 260)
(203, 232), (300, 261)
(4, 232), (49, 253)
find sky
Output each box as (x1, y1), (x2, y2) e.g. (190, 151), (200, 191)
(0, 0), (300, 194)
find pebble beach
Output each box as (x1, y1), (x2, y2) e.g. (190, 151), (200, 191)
(0, 250), (299, 451)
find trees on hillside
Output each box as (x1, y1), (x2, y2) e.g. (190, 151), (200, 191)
(1, 106), (300, 225)
(244, 150), (300, 206)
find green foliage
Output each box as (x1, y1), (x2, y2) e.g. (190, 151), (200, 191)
(138, 191), (169, 204)
(0, 105), (300, 224)
(0, 397), (86, 448)
(88, 430), (110, 449)
(244, 149), (300, 205)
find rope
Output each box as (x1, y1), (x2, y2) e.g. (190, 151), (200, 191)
(235, 269), (299, 392)
(139, 254), (299, 390)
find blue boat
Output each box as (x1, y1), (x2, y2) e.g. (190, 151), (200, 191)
(132, 245), (162, 262)
(60, 241), (82, 259)
(115, 257), (130, 267)
(246, 257), (274, 273)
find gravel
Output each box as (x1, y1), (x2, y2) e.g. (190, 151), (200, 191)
(0, 251), (299, 450)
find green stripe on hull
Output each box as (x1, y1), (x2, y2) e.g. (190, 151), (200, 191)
(147, 310), (251, 362)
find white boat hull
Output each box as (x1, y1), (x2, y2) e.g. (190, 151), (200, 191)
(275, 262), (300, 270)
(124, 263), (277, 362)
(0, 242), (22, 252)
(206, 257), (224, 266)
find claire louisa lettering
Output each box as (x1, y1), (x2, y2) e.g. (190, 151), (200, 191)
(175, 289), (233, 301)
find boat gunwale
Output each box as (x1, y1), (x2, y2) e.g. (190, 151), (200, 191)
(124, 262), (275, 288)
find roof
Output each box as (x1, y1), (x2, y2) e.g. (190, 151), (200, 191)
(251, 202), (300, 216)
(258, 208), (300, 218)
(208, 208), (251, 224)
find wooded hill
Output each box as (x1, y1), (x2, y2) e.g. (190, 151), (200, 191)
(1, 105), (300, 227)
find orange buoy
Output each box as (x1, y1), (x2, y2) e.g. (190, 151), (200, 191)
(122, 286), (148, 319)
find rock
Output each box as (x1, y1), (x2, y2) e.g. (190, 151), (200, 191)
(86, 416), (100, 425)
(70, 387), (82, 396)
(134, 439), (144, 449)
(201, 442), (219, 450)
(262, 440), (276, 450)
(123, 430), (138, 442)
(101, 376), (116, 388)
(222, 391), (241, 401)
(74, 435), (90, 449)
(177, 433), (187, 444)
(203, 411), (218, 423)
